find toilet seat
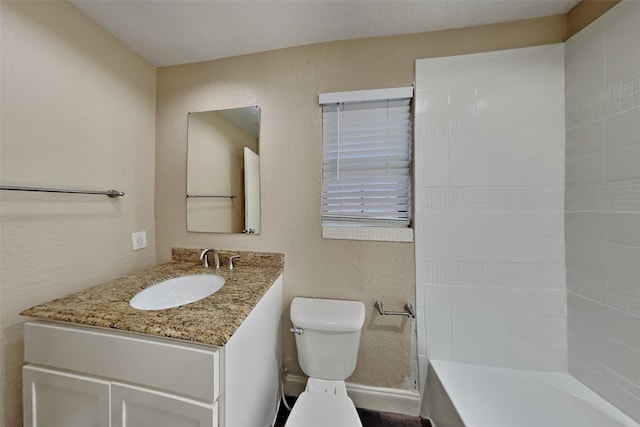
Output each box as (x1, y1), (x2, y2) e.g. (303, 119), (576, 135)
(284, 391), (362, 427)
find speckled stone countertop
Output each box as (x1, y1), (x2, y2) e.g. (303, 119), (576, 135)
(20, 248), (284, 347)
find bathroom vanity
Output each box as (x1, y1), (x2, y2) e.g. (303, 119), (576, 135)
(20, 249), (284, 427)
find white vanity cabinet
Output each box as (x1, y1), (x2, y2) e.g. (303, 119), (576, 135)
(23, 275), (282, 427)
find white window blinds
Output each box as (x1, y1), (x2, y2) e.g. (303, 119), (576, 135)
(320, 87), (413, 228)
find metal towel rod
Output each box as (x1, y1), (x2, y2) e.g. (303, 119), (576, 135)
(374, 300), (416, 319)
(0, 185), (124, 198)
(186, 194), (236, 199)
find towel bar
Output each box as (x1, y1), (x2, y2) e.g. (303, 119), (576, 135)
(0, 185), (124, 198)
(186, 194), (236, 199)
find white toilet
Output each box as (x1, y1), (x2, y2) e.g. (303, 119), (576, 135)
(285, 297), (366, 427)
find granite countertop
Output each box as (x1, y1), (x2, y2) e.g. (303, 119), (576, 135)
(20, 248), (284, 347)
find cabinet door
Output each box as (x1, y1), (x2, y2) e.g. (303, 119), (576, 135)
(23, 365), (110, 427)
(111, 383), (216, 427)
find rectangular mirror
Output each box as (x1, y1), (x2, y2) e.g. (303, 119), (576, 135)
(187, 107), (261, 234)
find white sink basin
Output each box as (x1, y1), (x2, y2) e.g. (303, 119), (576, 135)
(130, 274), (225, 310)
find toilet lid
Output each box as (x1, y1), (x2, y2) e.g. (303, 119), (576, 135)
(285, 392), (363, 427)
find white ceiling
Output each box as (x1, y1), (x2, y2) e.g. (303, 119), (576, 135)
(68, 0), (581, 67)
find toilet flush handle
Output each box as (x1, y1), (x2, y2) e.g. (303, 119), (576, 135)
(290, 327), (304, 335)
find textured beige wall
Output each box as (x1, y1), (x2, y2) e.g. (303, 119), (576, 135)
(0, 2), (156, 425)
(156, 15), (566, 392)
(566, 0), (621, 39)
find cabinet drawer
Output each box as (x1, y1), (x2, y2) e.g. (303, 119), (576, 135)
(24, 321), (219, 403)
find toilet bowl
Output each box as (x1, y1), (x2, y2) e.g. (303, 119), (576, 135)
(285, 297), (365, 427)
(285, 378), (361, 427)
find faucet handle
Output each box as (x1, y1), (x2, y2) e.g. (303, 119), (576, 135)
(228, 255), (241, 270)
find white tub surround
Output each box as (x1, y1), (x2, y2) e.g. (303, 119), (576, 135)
(415, 1), (639, 424)
(427, 361), (640, 427)
(565, 1), (640, 423)
(414, 44), (567, 385)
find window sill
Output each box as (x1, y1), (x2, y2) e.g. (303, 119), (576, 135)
(322, 226), (413, 242)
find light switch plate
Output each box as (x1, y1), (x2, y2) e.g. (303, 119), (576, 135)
(131, 231), (147, 250)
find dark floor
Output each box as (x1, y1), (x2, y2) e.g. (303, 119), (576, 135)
(274, 397), (432, 427)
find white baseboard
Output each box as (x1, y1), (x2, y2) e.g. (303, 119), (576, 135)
(284, 374), (421, 416)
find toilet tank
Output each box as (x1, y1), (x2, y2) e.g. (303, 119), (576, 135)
(290, 297), (365, 381)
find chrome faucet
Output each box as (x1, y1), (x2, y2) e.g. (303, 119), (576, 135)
(199, 247), (220, 269)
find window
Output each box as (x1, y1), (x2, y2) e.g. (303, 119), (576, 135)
(319, 87), (413, 242)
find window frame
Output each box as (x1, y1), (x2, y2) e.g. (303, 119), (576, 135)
(319, 87), (414, 242)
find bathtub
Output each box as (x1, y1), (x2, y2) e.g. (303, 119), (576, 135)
(426, 360), (639, 427)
